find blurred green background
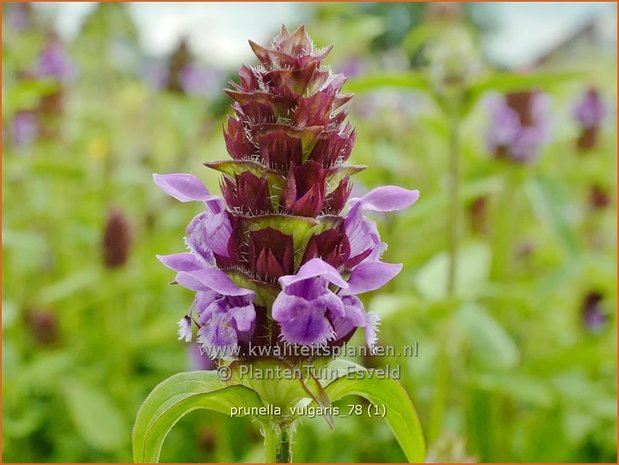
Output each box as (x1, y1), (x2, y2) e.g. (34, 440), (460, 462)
(2, 2), (617, 462)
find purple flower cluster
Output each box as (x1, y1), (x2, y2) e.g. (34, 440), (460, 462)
(573, 88), (606, 152)
(36, 34), (75, 83)
(486, 91), (549, 164)
(154, 26), (419, 359)
(573, 88), (605, 129)
(11, 111), (38, 146)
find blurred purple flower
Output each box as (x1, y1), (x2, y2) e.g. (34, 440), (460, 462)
(11, 111), (38, 146)
(337, 56), (365, 78)
(36, 36), (75, 82)
(180, 64), (223, 96)
(143, 61), (222, 97)
(573, 88), (605, 129)
(581, 291), (608, 333)
(589, 184), (610, 210)
(6, 3), (34, 31)
(574, 88), (605, 152)
(487, 91), (549, 164)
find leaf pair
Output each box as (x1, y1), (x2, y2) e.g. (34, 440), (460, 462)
(132, 363), (425, 463)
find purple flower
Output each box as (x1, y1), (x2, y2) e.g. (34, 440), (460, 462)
(573, 88), (605, 152)
(573, 88), (605, 129)
(337, 57), (365, 78)
(343, 186), (419, 269)
(270, 258), (400, 348)
(486, 91), (549, 164)
(154, 26), (420, 359)
(36, 36), (75, 83)
(144, 62), (222, 97)
(173, 271), (256, 357)
(272, 260), (346, 345)
(154, 173), (256, 356)
(180, 64), (222, 97)
(581, 291), (608, 333)
(11, 111), (38, 146)
(153, 173), (231, 266)
(6, 3), (34, 32)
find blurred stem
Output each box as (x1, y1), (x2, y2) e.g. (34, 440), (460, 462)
(490, 166), (521, 282)
(447, 114), (461, 297)
(264, 420), (293, 463)
(428, 336), (449, 443)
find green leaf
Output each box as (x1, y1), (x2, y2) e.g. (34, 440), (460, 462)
(132, 371), (263, 463)
(323, 374), (425, 463)
(525, 175), (578, 254)
(470, 373), (554, 408)
(37, 269), (100, 305)
(414, 241), (491, 300)
(344, 72), (429, 94)
(454, 303), (519, 369)
(230, 358), (330, 410)
(63, 380), (129, 452)
(4, 79), (60, 116)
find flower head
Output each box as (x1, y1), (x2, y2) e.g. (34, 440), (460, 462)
(574, 88), (605, 129)
(102, 208), (131, 268)
(154, 26), (419, 359)
(487, 91), (549, 164)
(581, 291), (608, 333)
(36, 33), (75, 83)
(11, 111), (38, 147)
(573, 87), (605, 152)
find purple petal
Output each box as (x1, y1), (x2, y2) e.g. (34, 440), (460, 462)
(341, 295), (366, 327)
(197, 313), (238, 349)
(185, 212), (231, 261)
(315, 290), (346, 318)
(229, 304), (256, 332)
(349, 186), (420, 213)
(204, 212), (232, 257)
(272, 292), (308, 323)
(199, 297), (229, 325)
(330, 295), (366, 338)
(153, 173), (216, 203)
(185, 212), (217, 266)
(194, 291), (221, 316)
(340, 261), (403, 296)
(157, 253), (203, 272)
(279, 258), (348, 289)
(345, 214), (385, 262)
(176, 269), (255, 297)
(279, 309), (334, 345)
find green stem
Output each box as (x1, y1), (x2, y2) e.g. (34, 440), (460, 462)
(263, 420), (293, 463)
(447, 115), (461, 297)
(490, 167), (521, 282)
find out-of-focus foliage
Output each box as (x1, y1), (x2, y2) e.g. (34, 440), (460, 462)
(2, 2), (616, 462)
